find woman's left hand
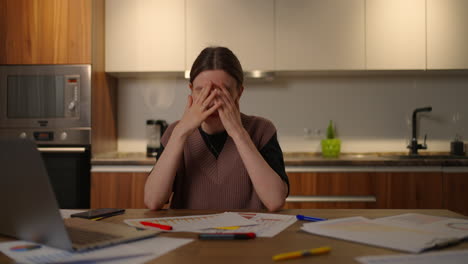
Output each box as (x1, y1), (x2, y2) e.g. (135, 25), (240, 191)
(216, 84), (245, 139)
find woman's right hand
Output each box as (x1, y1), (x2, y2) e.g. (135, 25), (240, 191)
(174, 82), (220, 138)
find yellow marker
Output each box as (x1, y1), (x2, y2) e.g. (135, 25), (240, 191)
(91, 216), (105, 221)
(272, 246), (331, 261)
(214, 226), (240, 230)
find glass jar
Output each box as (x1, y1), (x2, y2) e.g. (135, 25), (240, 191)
(146, 120), (161, 157)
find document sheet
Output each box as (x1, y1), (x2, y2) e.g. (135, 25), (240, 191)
(301, 213), (468, 253)
(201, 212), (297, 237)
(125, 212), (257, 232)
(356, 249), (468, 264)
(0, 237), (193, 264)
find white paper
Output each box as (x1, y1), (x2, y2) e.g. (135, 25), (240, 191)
(0, 237), (193, 264)
(374, 213), (468, 239)
(124, 212), (257, 232)
(200, 212), (297, 237)
(356, 249), (468, 264)
(301, 216), (462, 253)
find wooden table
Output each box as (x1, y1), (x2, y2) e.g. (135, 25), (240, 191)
(1, 209), (467, 263)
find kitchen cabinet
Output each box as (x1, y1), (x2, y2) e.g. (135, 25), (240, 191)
(284, 172), (379, 209)
(427, 0), (468, 69)
(375, 172), (444, 209)
(366, 0), (426, 70)
(0, 0), (91, 64)
(275, 0), (365, 71)
(105, 0), (185, 72)
(91, 172), (149, 209)
(186, 0), (274, 71)
(285, 171), (445, 210)
(443, 172), (468, 216)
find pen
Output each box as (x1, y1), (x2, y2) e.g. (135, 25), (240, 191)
(91, 216), (105, 221)
(272, 246), (331, 261)
(199, 233), (256, 240)
(296, 214), (327, 222)
(140, 221), (173, 230)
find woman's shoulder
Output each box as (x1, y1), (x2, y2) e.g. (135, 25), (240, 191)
(241, 113), (276, 131)
(241, 113), (276, 148)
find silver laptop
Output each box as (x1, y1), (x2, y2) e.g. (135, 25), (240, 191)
(0, 139), (159, 251)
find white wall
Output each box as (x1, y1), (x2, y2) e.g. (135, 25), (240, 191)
(117, 74), (468, 153)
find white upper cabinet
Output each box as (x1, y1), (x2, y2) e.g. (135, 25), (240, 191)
(366, 0), (426, 70)
(105, 0), (185, 72)
(275, 0), (365, 71)
(186, 0), (274, 71)
(427, 0), (468, 69)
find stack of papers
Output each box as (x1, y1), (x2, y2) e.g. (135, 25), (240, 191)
(301, 213), (468, 253)
(125, 212), (297, 237)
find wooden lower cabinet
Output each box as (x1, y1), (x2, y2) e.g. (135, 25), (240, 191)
(285, 171), (445, 210)
(284, 172), (379, 209)
(444, 172), (468, 216)
(375, 172), (444, 209)
(91, 172), (148, 209)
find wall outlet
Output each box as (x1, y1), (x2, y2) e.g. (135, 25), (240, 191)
(303, 128), (321, 139)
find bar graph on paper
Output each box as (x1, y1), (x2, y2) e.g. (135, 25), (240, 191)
(201, 213), (297, 237)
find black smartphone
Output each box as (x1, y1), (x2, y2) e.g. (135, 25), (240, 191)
(70, 208), (125, 219)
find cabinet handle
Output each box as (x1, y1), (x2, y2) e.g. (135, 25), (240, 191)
(37, 147), (86, 153)
(286, 195), (376, 203)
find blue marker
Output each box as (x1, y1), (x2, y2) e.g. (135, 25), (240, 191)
(296, 214), (327, 222)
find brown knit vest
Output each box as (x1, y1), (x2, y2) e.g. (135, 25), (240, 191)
(160, 113), (276, 210)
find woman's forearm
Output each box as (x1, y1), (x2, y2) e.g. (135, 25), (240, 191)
(144, 127), (188, 210)
(231, 129), (288, 212)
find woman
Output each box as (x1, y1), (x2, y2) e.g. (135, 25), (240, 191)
(144, 47), (289, 212)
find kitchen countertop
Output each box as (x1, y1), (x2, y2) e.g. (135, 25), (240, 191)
(92, 152), (468, 167)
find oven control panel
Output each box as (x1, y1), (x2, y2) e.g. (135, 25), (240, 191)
(0, 129), (90, 145)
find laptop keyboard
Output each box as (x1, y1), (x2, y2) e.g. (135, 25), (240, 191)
(66, 227), (122, 245)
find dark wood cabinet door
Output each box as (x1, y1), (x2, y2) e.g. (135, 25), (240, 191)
(444, 172), (468, 216)
(375, 172), (444, 209)
(91, 172), (149, 209)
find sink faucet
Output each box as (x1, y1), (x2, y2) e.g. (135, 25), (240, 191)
(408, 106), (432, 155)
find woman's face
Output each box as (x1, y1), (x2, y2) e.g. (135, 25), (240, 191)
(190, 70), (242, 103)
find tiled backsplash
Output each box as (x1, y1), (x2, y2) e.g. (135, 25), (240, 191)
(117, 74), (468, 153)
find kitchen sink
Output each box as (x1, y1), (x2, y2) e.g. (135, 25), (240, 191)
(386, 155), (468, 160)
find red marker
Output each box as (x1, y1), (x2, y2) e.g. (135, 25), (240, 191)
(140, 221), (173, 230)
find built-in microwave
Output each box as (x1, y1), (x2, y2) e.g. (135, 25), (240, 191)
(0, 65), (91, 145)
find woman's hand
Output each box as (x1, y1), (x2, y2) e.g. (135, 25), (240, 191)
(216, 84), (245, 139)
(175, 82), (221, 138)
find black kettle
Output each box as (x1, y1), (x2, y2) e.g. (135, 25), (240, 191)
(146, 119), (168, 157)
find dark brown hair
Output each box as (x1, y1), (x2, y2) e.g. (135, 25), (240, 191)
(190, 46), (244, 89)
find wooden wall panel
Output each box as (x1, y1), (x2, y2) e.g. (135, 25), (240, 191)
(91, 0), (118, 154)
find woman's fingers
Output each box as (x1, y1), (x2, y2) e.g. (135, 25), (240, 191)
(202, 88), (218, 109)
(217, 85), (236, 108)
(203, 100), (222, 117)
(196, 81), (213, 104)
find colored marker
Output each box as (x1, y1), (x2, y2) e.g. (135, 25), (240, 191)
(140, 221), (173, 230)
(296, 214), (327, 222)
(199, 233), (256, 240)
(272, 246), (331, 261)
